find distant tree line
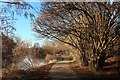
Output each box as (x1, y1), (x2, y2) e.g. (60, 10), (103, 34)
(2, 33), (69, 69)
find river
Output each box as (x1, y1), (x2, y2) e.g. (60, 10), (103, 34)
(17, 56), (46, 70)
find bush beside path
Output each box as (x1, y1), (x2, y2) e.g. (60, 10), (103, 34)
(2, 63), (54, 80)
(69, 62), (120, 80)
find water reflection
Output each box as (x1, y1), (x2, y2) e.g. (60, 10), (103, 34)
(17, 56), (46, 70)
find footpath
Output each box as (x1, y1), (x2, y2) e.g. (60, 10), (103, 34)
(48, 61), (79, 80)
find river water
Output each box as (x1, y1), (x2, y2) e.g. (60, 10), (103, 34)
(17, 56), (46, 70)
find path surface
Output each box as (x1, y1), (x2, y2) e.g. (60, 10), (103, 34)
(0, 69), (2, 78)
(48, 61), (79, 79)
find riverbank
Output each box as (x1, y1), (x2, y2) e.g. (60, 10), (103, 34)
(2, 63), (54, 80)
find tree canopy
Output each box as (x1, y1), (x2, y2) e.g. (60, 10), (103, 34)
(0, 1), (36, 37)
(33, 2), (120, 71)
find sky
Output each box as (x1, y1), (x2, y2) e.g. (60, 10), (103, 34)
(0, 1), (114, 47)
(14, 2), (44, 46)
(13, 1), (114, 47)
(0, 2), (45, 46)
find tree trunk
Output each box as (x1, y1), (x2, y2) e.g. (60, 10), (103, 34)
(80, 55), (88, 67)
(83, 55), (88, 66)
(97, 52), (106, 72)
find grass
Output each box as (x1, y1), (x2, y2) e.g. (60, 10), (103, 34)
(69, 62), (120, 80)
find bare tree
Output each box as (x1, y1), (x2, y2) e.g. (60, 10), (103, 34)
(2, 33), (16, 69)
(12, 38), (32, 69)
(33, 2), (120, 71)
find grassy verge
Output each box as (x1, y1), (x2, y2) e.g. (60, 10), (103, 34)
(69, 62), (120, 80)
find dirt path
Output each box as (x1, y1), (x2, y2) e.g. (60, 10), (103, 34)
(0, 69), (2, 78)
(48, 61), (79, 79)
